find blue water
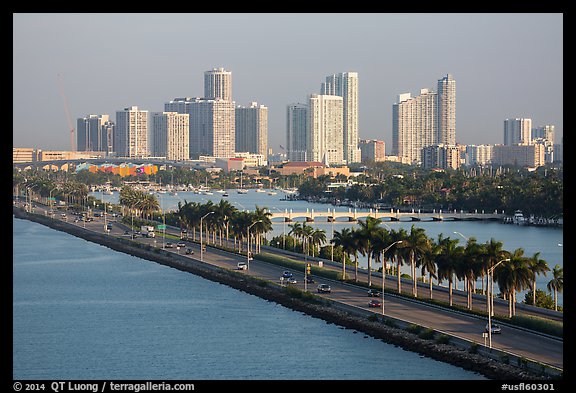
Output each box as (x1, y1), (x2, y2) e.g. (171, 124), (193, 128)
(94, 190), (563, 306)
(13, 216), (485, 380)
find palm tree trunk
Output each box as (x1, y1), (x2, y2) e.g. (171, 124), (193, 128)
(554, 289), (558, 311)
(532, 280), (537, 305)
(397, 261), (402, 293)
(342, 255), (346, 280)
(354, 254), (358, 282)
(368, 255), (372, 287)
(449, 281), (453, 306)
(429, 273), (433, 299)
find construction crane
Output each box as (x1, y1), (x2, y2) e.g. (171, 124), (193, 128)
(57, 73), (75, 151)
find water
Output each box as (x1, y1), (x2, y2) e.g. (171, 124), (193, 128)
(95, 190), (564, 306)
(13, 216), (485, 380)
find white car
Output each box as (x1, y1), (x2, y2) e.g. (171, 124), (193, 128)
(237, 262), (248, 270)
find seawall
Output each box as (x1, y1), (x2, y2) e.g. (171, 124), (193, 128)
(13, 208), (559, 381)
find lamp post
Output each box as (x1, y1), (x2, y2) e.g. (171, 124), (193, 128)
(200, 211), (214, 261)
(49, 187), (58, 215)
(247, 220), (263, 270)
(381, 240), (403, 315)
(487, 258), (510, 348)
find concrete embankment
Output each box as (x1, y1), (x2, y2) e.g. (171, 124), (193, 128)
(13, 208), (559, 381)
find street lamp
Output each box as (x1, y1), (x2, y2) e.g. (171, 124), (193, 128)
(381, 240), (403, 315)
(200, 211), (214, 261)
(247, 220), (263, 270)
(487, 258), (510, 348)
(49, 187), (58, 215)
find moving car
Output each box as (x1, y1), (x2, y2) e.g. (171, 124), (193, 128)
(485, 323), (502, 334)
(306, 277), (315, 284)
(368, 299), (382, 308)
(317, 284), (331, 293)
(367, 289), (381, 297)
(286, 277), (297, 284)
(176, 241), (187, 248)
(237, 262), (248, 270)
(282, 271), (293, 278)
(165, 242), (174, 248)
(185, 248), (194, 255)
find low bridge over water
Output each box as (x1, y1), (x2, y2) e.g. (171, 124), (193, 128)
(268, 208), (505, 223)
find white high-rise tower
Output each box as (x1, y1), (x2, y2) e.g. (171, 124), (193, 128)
(204, 67), (232, 101)
(437, 74), (456, 145)
(321, 72), (360, 163)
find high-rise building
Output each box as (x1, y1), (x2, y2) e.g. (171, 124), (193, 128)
(204, 67), (232, 101)
(532, 125), (555, 144)
(321, 72), (360, 163)
(465, 144), (493, 166)
(422, 144), (460, 170)
(359, 139), (386, 163)
(392, 89), (437, 164)
(437, 74), (456, 145)
(286, 103), (308, 162)
(188, 98), (236, 159)
(235, 102), (268, 157)
(114, 106), (148, 158)
(77, 114), (110, 152)
(151, 112), (189, 161)
(308, 94), (344, 165)
(504, 118), (532, 146)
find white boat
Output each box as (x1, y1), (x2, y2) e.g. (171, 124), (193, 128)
(267, 191), (277, 195)
(512, 210), (526, 225)
(237, 189), (248, 194)
(255, 189), (266, 193)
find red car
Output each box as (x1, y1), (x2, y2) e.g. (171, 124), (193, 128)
(369, 299), (382, 308)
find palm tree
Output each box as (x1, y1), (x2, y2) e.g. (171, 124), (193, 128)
(483, 238), (508, 314)
(332, 227), (355, 280)
(460, 237), (484, 310)
(288, 222), (303, 252)
(350, 228), (363, 282)
(527, 252), (550, 306)
(389, 228), (408, 293)
(547, 264), (563, 311)
(494, 248), (532, 317)
(403, 225), (430, 297)
(252, 206), (273, 253)
(420, 236), (438, 300)
(309, 228), (327, 258)
(435, 234), (463, 307)
(357, 217), (382, 287)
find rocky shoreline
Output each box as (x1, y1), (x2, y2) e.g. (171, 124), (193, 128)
(13, 208), (560, 381)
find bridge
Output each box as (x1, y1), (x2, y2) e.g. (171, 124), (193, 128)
(267, 208), (505, 222)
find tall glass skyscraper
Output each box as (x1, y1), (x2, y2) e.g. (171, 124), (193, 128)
(437, 74), (456, 146)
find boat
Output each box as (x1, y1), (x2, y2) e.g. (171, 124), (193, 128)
(255, 189), (266, 193)
(267, 191), (278, 195)
(512, 210), (526, 225)
(237, 189), (248, 194)
(222, 192), (229, 197)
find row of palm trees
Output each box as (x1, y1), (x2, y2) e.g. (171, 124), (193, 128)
(328, 217), (563, 314)
(115, 187), (563, 315)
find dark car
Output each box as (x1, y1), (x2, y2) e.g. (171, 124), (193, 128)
(185, 248), (194, 255)
(306, 276), (315, 284)
(367, 289), (381, 297)
(368, 299), (382, 308)
(165, 242), (174, 248)
(282, 271), (293, 278)
(317, 284), (331, 293)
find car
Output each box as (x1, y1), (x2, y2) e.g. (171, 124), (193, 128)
(237, 262), (248, 270)
(185, 248), (194, 255)
(485, 323), (502, 334)
(306, 277), (315, 284)
(165, 242), (174, 248)
(367, 289), (381, 297)
(286, 277), (297, 284)
(317, 284), (331, 293)
(282, 271), (293, 278)
(368, 299), (382, 308)
(176, 241), (186, 248)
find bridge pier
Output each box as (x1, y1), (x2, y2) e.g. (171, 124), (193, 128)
(327, 216), (335, 222)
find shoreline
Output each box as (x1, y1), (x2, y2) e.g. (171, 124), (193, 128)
(13, 208), (560, 381)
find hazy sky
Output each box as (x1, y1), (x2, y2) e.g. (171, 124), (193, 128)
(13, 13), (563, 153)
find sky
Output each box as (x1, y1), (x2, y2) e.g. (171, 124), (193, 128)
(13, 13), (563, 154)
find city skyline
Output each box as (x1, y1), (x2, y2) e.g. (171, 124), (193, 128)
(13, 13), (563, 153)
